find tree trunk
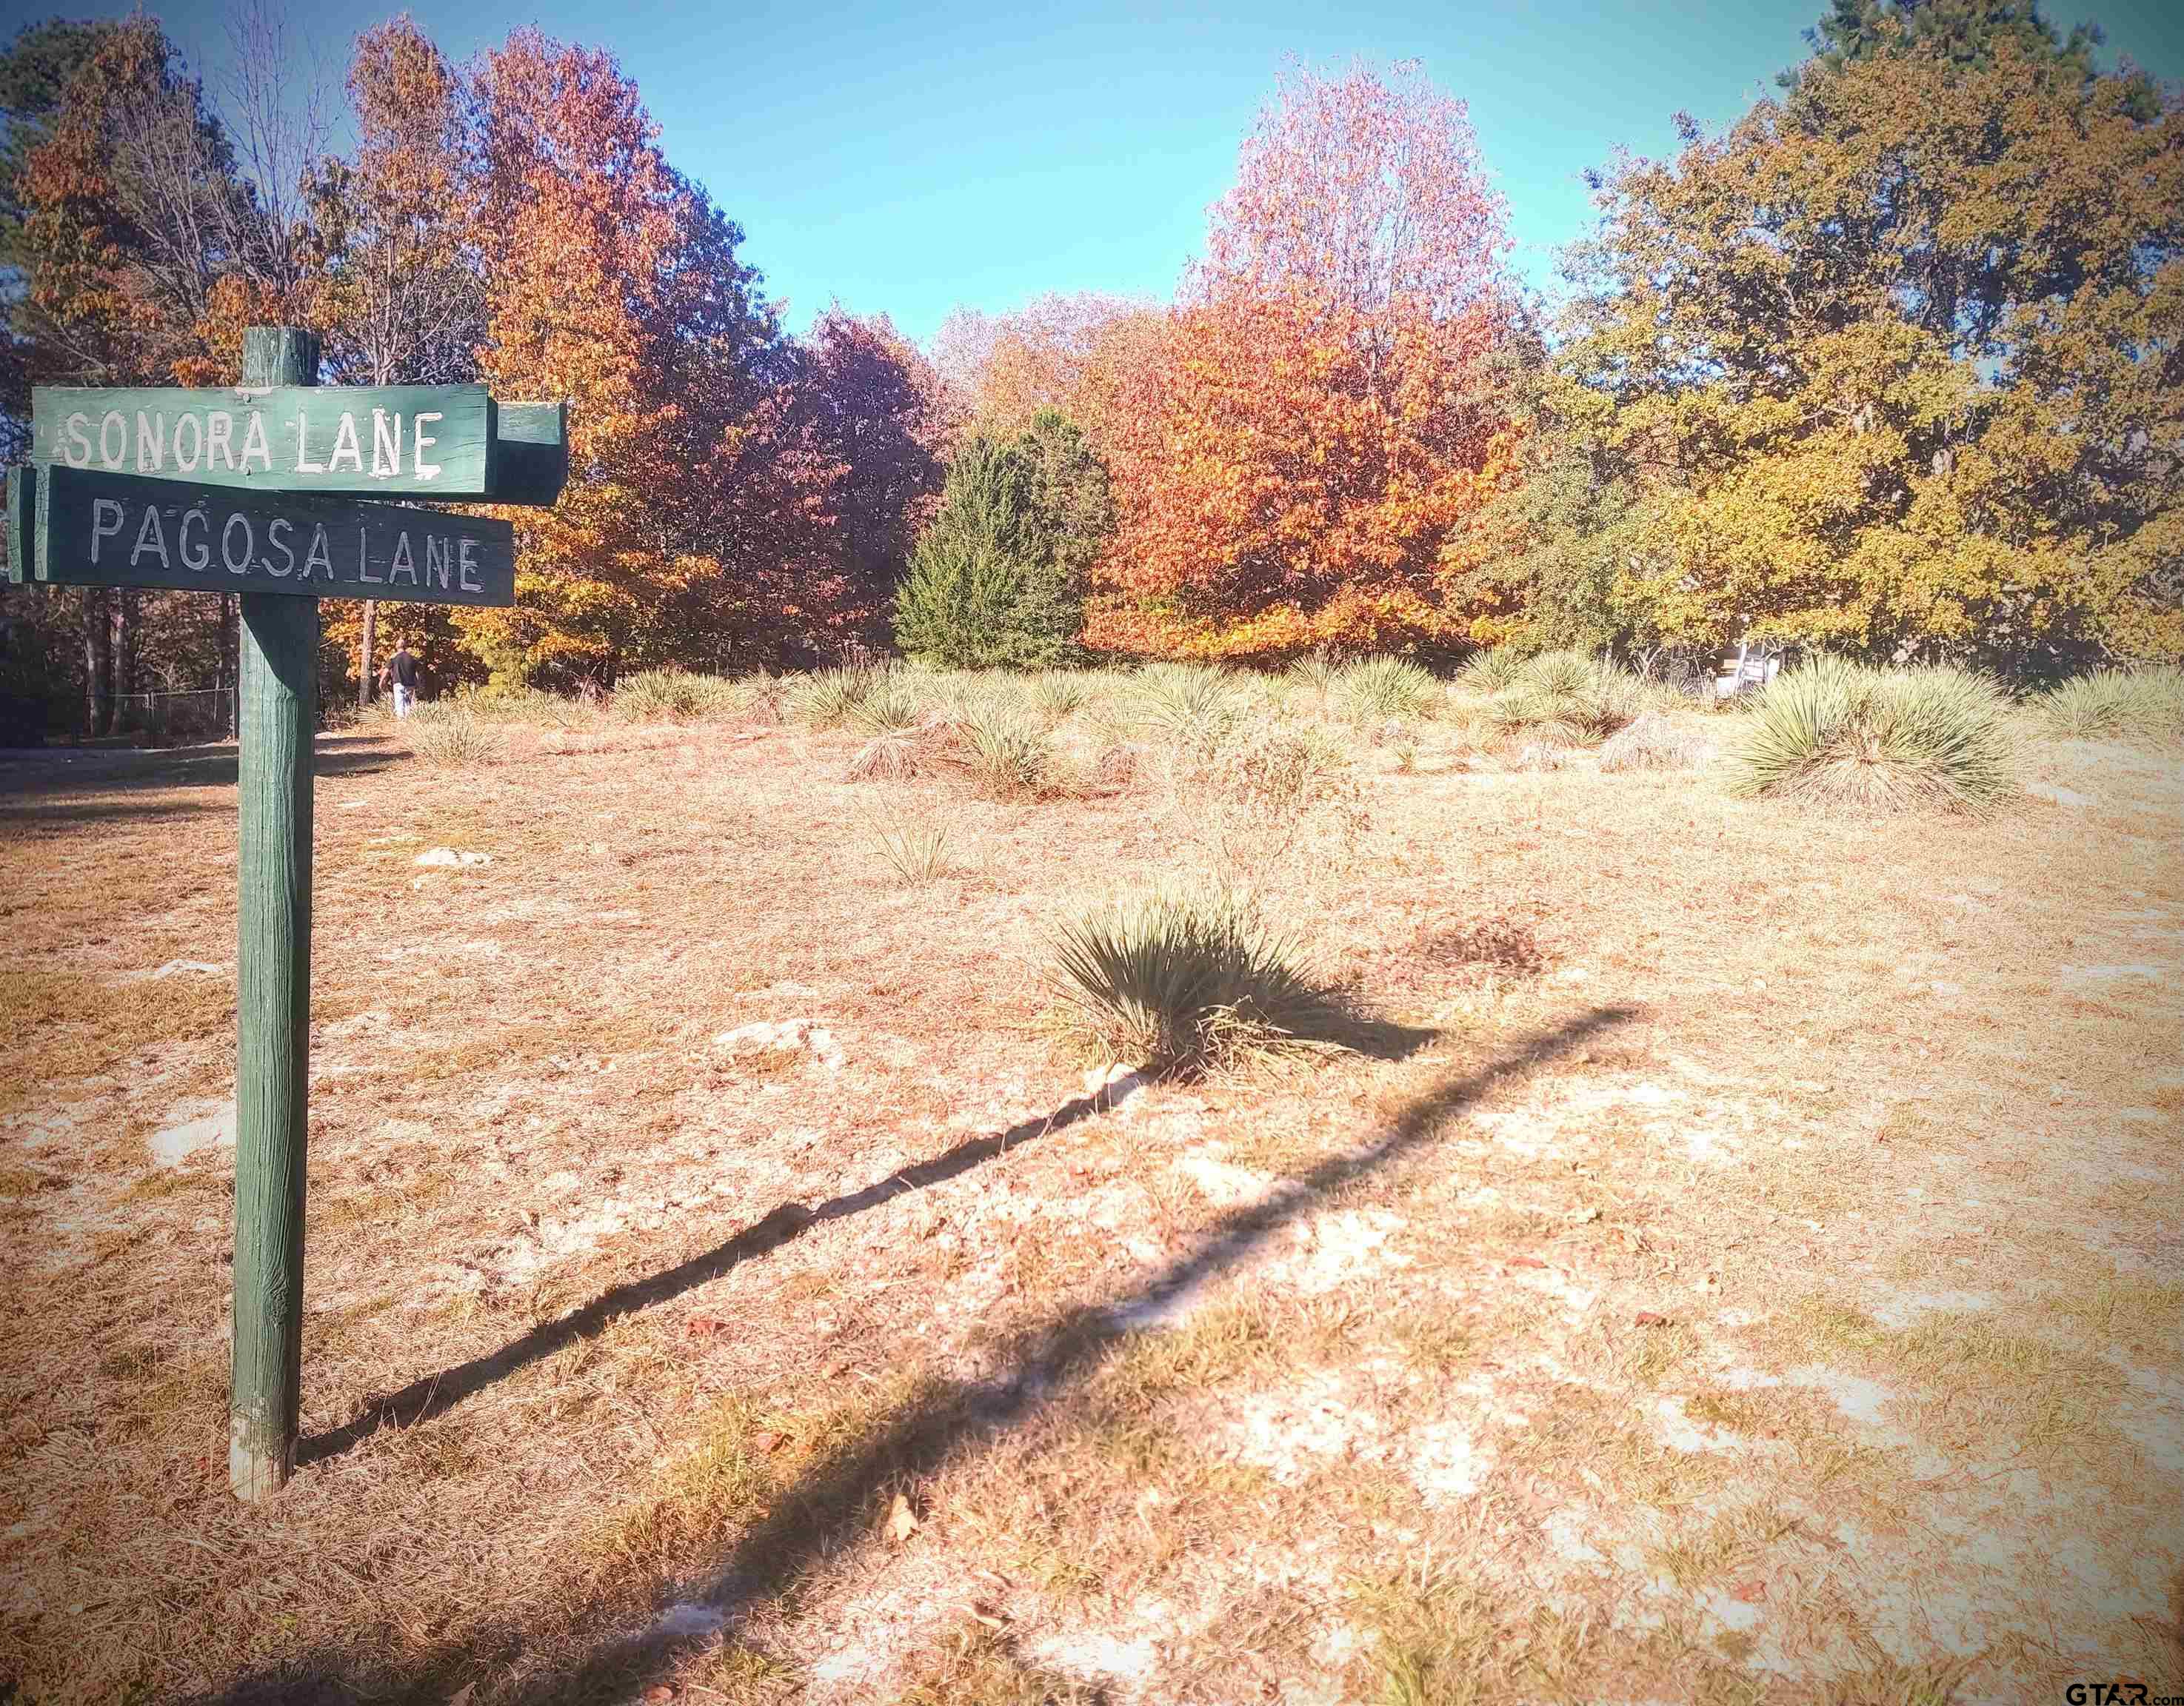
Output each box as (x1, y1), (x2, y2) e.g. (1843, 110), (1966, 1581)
(359, 600), (376, 708)
(220, 593), (240, 739)
(113, 591), (139, 734)
(82, 589), (113, 736)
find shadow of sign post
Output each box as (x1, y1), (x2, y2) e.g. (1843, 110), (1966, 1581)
(4, 328), (567, 1504)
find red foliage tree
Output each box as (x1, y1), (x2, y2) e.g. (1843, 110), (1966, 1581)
(1095, 60), (1521, 658)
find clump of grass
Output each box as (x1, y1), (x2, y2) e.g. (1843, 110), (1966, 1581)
(2028, 665), (2184, 741)
(1455, 646), (1526, 695)
(1130, 662), (1239, 750)
(1335, 655), (1439, 722)
(1727, 659), (2017, 812)
(784, 666), (876, 728)
(846, 672), (926, 736)
(1287, 651), (1340, 698)
(1027, 672), (1089, 720)
(1484, 649), (1639, 746)
(1049, 890), (1334, 1075)
(864, 809), (950, 885)
(954, 707), (1050, 798)
(611, 668), (747, 723)
(406, 707), (500, 768)
(1597, 709), (1712, 772)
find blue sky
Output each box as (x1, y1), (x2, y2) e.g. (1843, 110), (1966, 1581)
(73, 0), (2184, 345)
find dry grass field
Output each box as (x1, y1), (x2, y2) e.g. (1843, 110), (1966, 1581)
(1, 664), (2179, 1706)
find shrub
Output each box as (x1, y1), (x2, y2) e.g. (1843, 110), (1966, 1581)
(407, 709), (499, 768)
(1335, 655), (1439, 722)
(2029, 666), (2184, 740)
(1484, 650), (1640, 746)
(784, 666), (876, 728)
(1130, 663), (1239, 750)
(953, 706), (1050, 798)
(1455, 648), (1526, 695)
(612, 669), (749, 723)
(1049, 891), (1332, 1075)
(1726, 660), (2016, 812)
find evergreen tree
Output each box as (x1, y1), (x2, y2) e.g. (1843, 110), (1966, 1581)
(894, 415), (1109, 669)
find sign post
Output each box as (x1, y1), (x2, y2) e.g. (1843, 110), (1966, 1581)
(231, 325), (318, 1502)
(6, 328), (563, 1502)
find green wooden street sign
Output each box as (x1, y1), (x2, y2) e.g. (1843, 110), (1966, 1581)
(21, 464), (515, 606)
(6, 330), (563, 1508)
(31, 384), (496, 498)
(26, 387), (565, 506)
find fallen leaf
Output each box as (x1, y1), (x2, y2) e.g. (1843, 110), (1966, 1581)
(1634, 1311), (1669, 1327)
(750, 1431), (783, 1455)
(1731, 1578), (1767, 1604)
(644, 1688), (672, 1703)
(1507, 1256), (1547, 1271)
(887, 1492), (918, 1543)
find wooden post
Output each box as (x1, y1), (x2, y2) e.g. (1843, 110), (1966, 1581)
(230, 326), (318, 1502)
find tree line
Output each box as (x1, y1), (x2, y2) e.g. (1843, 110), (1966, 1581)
(2, 0), (2177, 735)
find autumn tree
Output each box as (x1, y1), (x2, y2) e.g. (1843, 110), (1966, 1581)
(1096, 59), (1520, 658)
(453, 31), (827, 685)
(932, 291), (1164, 461)
(307, 18), (483, 704)
(794, 307), (947, 640)
(1554, 7), (2183, 671)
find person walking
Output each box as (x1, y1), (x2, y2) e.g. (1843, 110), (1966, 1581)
(384, 643), (419, 719)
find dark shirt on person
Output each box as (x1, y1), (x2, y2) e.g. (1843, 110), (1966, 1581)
(390, 651), (418, 689)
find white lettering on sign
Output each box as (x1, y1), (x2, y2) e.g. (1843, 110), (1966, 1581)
(426, 535), (451, 590)
(132, 505), (170, 569)
(328, 413), (363, 475)
(389, 532), (418, 585)
(294, 407), (325, 475)
(371, 409), (401, 479)
(90, 498), (124, 562)
(267, 517), (295, 578)
(180, 508), (210, 570)
(206, 411), (236, 472)
(64, 413), (92, 467)
(136, 412), (164, 472)
(414, 412), (442, 480)
(99, 412), (126, 466)
(304, 524), (333, 581)
(173, 414), (202, 473)
(458, 537), (481, 592)
(239, 411), (273, 473)
(222, 515), (254, 575)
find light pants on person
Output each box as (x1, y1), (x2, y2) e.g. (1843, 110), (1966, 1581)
(393, 683), (414, 718)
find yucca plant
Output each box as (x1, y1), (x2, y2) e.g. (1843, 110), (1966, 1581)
(2030, 666), (2184, 741)
(954, 707), (1050, 798)
(784, 666), (875, 728)
(1727, 659), (2016, 812)
(1130, 662), (1239, 750)
(1028, 672), (1089, 720)
(1455, 648), (1526, 695)
(1287, 651), (1340, 698)
(864, 810), (950, 885)
(1049, 891), (1334, 1075)
(1335, 655), (1440, 722)
(846, 673), (926, 736)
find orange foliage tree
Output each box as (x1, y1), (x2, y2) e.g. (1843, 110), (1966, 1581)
(1095, 60), (1521, 659)
(456, 31), (845, 684)
(933, 291), (1166, 461)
